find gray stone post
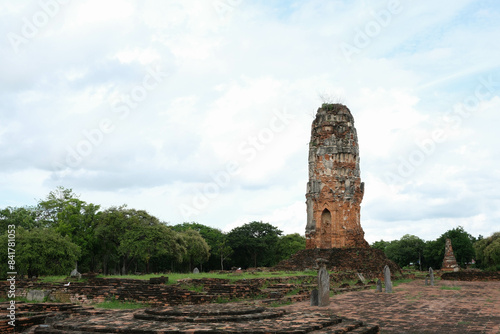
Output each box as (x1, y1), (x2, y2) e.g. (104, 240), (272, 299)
(317, 258), (330, 307)
(310, 289), (319, 306)
(384, 265), (392, 293)
(429, 267), (434, 286)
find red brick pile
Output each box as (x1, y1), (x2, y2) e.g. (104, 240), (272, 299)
(441, 271), (500, 281)
(275, 248), (402, 278)
(0, 302), (98, 333)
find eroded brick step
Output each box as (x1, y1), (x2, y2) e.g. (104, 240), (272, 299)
(315, 318), (379, 333)
(135, 309), (286, 323)
(34, 312), (379, 333)
(144, 305), (267, 316)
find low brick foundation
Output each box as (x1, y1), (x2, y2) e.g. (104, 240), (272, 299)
(441, 271), (500, 281)
(275, 248), (402, 278)
(0, 302), (98, 333)
(29, 303), (379, 333)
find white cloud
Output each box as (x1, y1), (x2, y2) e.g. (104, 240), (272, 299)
(1, 0), (499, 244)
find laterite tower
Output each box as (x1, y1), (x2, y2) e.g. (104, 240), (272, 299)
(305, 104), (369, 249)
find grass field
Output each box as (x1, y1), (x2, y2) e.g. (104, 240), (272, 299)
(37, 270), (318, 284)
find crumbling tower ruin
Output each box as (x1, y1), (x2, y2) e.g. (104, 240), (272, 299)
(305, 104), (369, 249)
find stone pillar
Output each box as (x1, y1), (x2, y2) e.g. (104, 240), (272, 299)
(384, 265), (392, 293)
(376, 279), (382, 292)
(317, 258), (330, 306)
(310, 289), (319, 306)
(429, 267), (434, 286)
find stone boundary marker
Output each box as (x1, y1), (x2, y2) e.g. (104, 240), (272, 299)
(310, 288), (319, 306)
(384, 265), (392, 293)
(317, 258), (330, 306)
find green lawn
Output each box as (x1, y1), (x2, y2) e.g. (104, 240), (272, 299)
(91, 270), (317, 284)
(94, 299), (149, 309)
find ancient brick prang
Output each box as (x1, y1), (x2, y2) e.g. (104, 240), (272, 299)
(305, 104), (368, 249)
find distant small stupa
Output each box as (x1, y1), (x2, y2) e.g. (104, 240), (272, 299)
(305, 104), (369, 249)
(442, 238), (459, 271)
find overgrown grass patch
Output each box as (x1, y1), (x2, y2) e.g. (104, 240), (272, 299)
(0, 296), (36, 303)
(38, 276), (69, 283)
(93, 271), (316, 284)
(178, 284), (204, 293)
(270, 300), (292, 307)
(406, 292), (423, 301)
(94, 299), (149, 309)
(285, 288), (301, 296)
(392, 278), (413, 287)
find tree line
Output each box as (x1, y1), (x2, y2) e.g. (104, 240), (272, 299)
(371, 227), (500, 271)
(0, 187), (305, 278)
(1, 187), (498, 278)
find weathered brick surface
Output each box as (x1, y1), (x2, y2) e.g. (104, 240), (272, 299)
(0, 302), (96, 333)
(12, 277), (214, 306)
(441, 271), (500, 281)
(276, 248), (402, 278)
(299, 279), (500, 333)
(29, 303), (380, 333)
(305, 104), (369, 249)
(10, 276), (322, 309)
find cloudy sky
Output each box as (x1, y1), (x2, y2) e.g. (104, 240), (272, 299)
(1, 0), (499, 243)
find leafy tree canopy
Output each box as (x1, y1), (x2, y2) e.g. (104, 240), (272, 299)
(474, 232), (500, 270)
(0, 206), (39, 233)
(276, 233), (305, 261)
(227, 221), (282, 268)
(95, 206), (187, 274)
(179, 229), (210, 270)
(0, 227), (80, 279)
(384, 234), (425, 268)
(371, 240), (390, 252)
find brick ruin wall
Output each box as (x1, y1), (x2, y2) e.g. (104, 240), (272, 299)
(275, 248), (402, 278)
(305, 104), (369, 249)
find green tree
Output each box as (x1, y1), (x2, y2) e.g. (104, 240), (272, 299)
(178, 229), (210, 272)
(371, 240), (390, 252)
(93, 206), (124, 274)
(36, 187), (100, 272)
(36, 186), (80, 227)
(227, 221), (282, 268)
(276, 233), (305, 262)
(215, 237), (233, 270)
(94, 206), (187, 274)
(385, 235), (425, 269)
(423, 239), (441, 269)
(474, 232), (500, 270)
(0, 206), (39, 233)
(171, 222), (225, 270)
(0, 227), (80, 279)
